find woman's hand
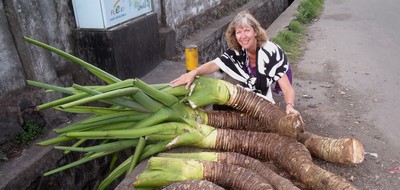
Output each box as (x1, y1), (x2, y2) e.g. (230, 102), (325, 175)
(170, 69), (199, 89)
(286, 103), (304, 124)
(170, 62), (219, 89)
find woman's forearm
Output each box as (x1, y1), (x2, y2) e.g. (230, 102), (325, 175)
(194, 61), (220, 76)
(283, 88), (295, 106)
(277, 75), (295, 106)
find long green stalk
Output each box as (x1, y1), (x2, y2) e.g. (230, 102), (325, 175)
(130, 107), (183, 129)
(79, 111), (143, 124)
(140, 141), (171, 159)
(131, 90), (163, 113)
(23, 36), (121, 84)
(91, 121), (136, 131)
(98, 140), (170, 190)
(54, 114), (148, 133)
(64, 122), (191, 139)
(109, 152), (119, 171)
(63, 83), (170, 94)
(55, 106), (132, 115)
(54, 139), (139, 153)
(71, 84), (149, 112)
(132, 79), (178, 106)
(59, 87), (139, 109)
(36, 135), (75, 146)
(63, 138), (87, 154)
(127, 137), (146, 176)
(36, 79), (135, 110)
(27, 80), (73, 94)
(146, 134), (177, 141)
(44, 149), (119, 176)
(98, 155), (134, 190)
(160, 85), (188, 97)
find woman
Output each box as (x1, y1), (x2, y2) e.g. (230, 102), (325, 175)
(170, 11), (301, 116)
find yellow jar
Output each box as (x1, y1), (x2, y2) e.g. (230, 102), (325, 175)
(185, 45), (198, 72)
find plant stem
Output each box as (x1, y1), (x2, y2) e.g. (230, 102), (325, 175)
(55, 139), (139, 152)
(65, 122), (190, 139)
(133, 79), (178, 106)
(127, 137), (146, 176)
(23, 36), (121, 84)
(36, 79), (135, 110)
(59, 87), (139, 109)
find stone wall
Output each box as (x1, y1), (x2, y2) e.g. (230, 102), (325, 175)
(0, 0), (79, 153)
(153, 0), (225, 28)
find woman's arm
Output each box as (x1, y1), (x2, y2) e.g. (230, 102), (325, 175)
(276, 75), (301, 116)
(170, 61), (220, 89)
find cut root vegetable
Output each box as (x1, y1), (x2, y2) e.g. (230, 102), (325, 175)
(205, 109), (365, 165)
(210, 129), (358, 190)
(134, 157), (273, 190)
(298, 131), (365, 164)
(159, 151), (300, 190)
(185, 77), (304, 138)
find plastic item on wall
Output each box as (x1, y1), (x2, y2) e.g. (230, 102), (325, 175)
(72, 0), (152, 29)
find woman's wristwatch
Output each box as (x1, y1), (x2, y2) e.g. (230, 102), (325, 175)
(286, 103), (295, 108)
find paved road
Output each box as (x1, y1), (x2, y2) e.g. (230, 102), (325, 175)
(303, 0), (400, 148)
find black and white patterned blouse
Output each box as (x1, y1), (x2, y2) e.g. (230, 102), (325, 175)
(213, 40), (290, 103)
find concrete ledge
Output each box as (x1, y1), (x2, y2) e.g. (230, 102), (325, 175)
(75, 12), (162, 79)
(0, 133), (60, 190)
(266, 0), (302, 37)
(0, 115), (126, 190)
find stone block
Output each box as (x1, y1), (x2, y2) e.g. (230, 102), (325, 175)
(75, 12), (162, 80)
(159, 27), (177, 59)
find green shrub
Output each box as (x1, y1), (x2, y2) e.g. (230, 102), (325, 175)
(16, 121), (46, 144)
(271, 29), (303, 62)
(296, 0), (323, 24)
(288, 20), (304, 34)
(0, 151), (8, 161)
(271, 0), (323, 63)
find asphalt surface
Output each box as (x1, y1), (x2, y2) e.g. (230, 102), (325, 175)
(294, 1), (400, 188)
(303, 0), (400, 149)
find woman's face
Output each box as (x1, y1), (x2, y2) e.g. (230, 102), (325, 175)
(235, 23), (257, 52)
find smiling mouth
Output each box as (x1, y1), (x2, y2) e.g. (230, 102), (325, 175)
(241, 39), (250, 46)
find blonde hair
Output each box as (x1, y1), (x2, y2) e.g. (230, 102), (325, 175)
(225, 11), (268, 51)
